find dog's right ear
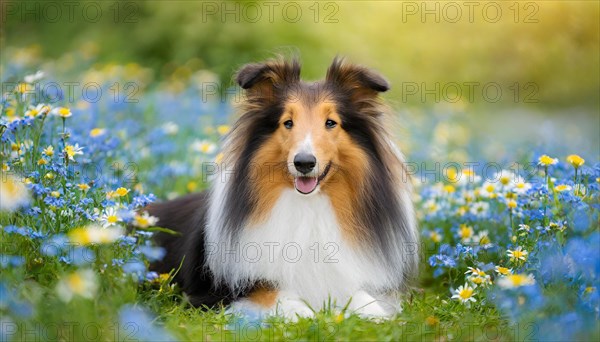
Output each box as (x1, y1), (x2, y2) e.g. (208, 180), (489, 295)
(236, 58), (301, 99)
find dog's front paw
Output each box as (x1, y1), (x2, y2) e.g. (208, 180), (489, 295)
(275, 292), (315, 320)
(347, 291), (396, 320)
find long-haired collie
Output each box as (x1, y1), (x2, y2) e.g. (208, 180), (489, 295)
(148, 57), (419, 319)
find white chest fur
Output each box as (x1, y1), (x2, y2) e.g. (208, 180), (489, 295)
(207, 188), (391, 308)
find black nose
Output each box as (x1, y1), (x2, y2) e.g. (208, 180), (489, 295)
(294, 153), (316, 174)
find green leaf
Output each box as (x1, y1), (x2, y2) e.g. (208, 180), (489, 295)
(139, 226), (180, 236)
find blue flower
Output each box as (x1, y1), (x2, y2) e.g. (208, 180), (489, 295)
(122, 259), (146, 276)
(118, 236), (137, 247)
(428, 254), (457, 268)
(118, 305), (173, 341)
(61, 247), (95, 266)
(145, 271), (159, 281)
(0, 255), (25, 268)
(40, 234), (70, 256)
(0, 283), (33, 318)
(536, 312), (594, 341)
(138, 245), (166, 262)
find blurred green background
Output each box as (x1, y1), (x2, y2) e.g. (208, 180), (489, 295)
(3, 0), (598, 160)
(2, 0), (599, 109)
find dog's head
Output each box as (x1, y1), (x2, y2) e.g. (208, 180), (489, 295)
(234, 57), (390, 197)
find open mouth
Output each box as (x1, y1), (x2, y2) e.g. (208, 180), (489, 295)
(294, 162), (332, 195)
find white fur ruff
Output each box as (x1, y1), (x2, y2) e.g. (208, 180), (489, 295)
(207, 176), (414, 315)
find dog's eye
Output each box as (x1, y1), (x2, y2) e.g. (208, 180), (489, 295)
(283, 120), (293, 129)
(325, 119), (337, 129)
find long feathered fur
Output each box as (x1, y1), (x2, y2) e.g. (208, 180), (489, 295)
(149, 57), (419, 309)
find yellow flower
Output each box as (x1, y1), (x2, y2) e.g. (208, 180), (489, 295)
(518, 224), (531, 233)
(507, 247), (528, 262)
(457, 206), (468, 216)
(466, 267), (492, 286)
(53, 107), (72, 118)
(15, 83), (32, 93)
(215, 153), (224, 164)
(538, 154), (558, 166)
(2, 163), (9, 172)
(497, 274), (535, 289)
(507, 200), (517, 209)
(477, 231), (491, 246)
(452, 283), (476, 304)
(43, 145), (54, 157)
(56, 269), (98, 302)
(425, 316), (439, 326)
(90, 128), (106, 138)
(115, 187), (130, 197)
(566, 154), (585, 168)
(68, 224), (123, 245)
(26, 108), (39, 117)
(25, 104), (50, 118)
(100, 207), (122, 227)
(217, 125), (231, 135)
(443, 185), (455, 193)
(0, 174), (31, 211)
(515, 181), (529, 193)
(465, 267), (483, 277)
(45, 172), (55, 180)
(429, 231), (442, 243)
(5, 107), (16, 118)
(37, 158), (48, 165)
(446, 168), (459, 183)
(192, 140), (217, 154)
(548, 221), (566, 233)
(462, 170), (475, 178)
(77, 183), (90, 192)
(186, 181), (198, 192)
(555, 184), (572, 192)
(458, 224), (473, 241)
(64, 144), (83, 161)
(424, 200), (438, 213)
(495, 266), (512, 276)
(51, 191), (60, 198)
(133, 212), (159, 228)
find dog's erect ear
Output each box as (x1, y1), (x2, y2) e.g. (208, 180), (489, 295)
(236, 59), (301, 99)
(325, 57), (389, 97)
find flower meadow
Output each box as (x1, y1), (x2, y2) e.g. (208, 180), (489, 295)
(1, 49), (599, 341)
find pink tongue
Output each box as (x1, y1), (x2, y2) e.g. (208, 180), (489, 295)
(295, 177), (318, 194)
